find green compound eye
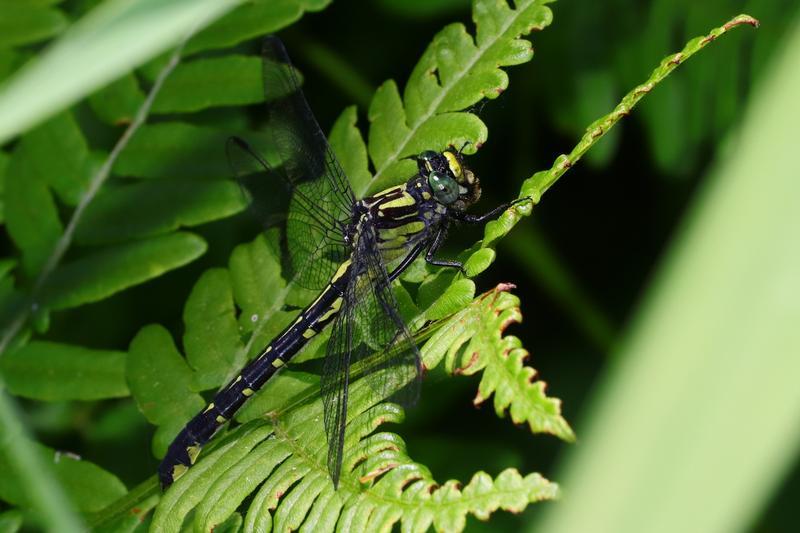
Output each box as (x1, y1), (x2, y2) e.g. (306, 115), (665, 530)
(428, 171), (459, 204)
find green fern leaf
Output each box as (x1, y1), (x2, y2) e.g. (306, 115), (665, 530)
(0, 341), (127, 401)
(126, 233), (297, 454)
(0, 509), (22, 533)
(88, 72), (145, 126)
(151, 367), (558, 532)
(0, 442), (126, 513)
(324, 0), (554, 197)
(424, 284), (574, 441)
(186, 0), (333, 55)
(0, 150), (9, 224)
(0, 3), (67, 49)
(150, 55), (263, 114)
(127, 235), (565, 531)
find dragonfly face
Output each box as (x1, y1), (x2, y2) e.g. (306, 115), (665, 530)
(416, 150), (481, 212)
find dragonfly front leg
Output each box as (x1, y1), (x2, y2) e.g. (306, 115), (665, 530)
(452, 196), (532, 224)
(425, 224), (464, 272)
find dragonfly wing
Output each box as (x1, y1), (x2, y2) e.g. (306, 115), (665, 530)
(227, 137), (350, 291)
(321, 224), (422, 487)
(227, 36), (356, 291)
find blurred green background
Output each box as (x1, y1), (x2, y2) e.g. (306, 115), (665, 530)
(0, 0), (799, 531)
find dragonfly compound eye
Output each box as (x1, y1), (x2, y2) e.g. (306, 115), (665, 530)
(428, 171), (460, 204)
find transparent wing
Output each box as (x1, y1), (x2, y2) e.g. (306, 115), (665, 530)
(321, 224), (422, 487)
(227, 36), (356, 290)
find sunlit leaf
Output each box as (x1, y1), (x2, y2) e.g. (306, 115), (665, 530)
(40, 232), (207, 311)
(0, 3), (67, 49)
(186, 0), (333, 54)
(150, 55), (262, 114)
(127, 324), (206, 457)
(88, 72), (146, 126)
(0, 341), (128, 401)
(75, 179), (247, 245)
(0, 443), (126, 513)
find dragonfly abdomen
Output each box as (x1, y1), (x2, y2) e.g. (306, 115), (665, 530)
(158, 260), (352, 488)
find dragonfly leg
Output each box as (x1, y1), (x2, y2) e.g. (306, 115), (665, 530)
(388, 242), (425, 282)
(453, 196), (531, 224)
(424, 226), (464, 272)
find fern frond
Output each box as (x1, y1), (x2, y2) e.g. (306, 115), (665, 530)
(424, 284), (574, 441)
(152, 360), (558, 533)
(327, 0), (554, 196)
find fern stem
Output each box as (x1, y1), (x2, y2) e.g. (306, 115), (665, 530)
(0, 34), (191, 359)
(524, 14), (760, 202)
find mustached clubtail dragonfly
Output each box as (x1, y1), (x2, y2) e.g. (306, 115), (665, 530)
(159, 37), (529, 489)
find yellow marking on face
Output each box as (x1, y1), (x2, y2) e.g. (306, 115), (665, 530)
(464, 168), (476, 184)
(272, 358), (285, 368)
(381, 192), (416, 210)
(443, 151), (462, 178)
(203, 403), (215, 413)
(331, 259), (352, 283)
(422, 190), (432, 200)
(242, 388), (254, 397)
(172, 464), (188, 480)
(186, 445), (201, 465)
(216, 415), (227, 424)
(302, 328), (317, 339)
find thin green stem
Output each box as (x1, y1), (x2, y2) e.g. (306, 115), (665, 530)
(524, 14), (759, 202)
(481, 14), (759, 250)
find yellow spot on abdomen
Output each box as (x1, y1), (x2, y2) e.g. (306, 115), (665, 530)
(186, 445), (201, 465)
(172, 464), (188, 481)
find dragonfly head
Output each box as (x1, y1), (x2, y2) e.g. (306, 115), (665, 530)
(415, 149), (481, 212)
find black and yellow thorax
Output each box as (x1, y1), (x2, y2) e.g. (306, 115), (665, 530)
(354, 177), (447, 263)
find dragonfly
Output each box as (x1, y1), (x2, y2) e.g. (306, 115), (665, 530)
(158, 36), (528, 490)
